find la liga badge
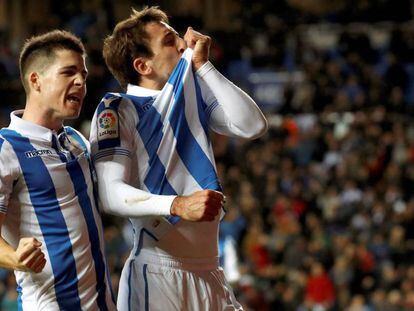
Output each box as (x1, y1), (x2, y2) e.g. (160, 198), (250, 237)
(97, 109), (119, 140)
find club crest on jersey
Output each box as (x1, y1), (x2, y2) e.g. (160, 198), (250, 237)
(25, 149), (52, 158)
(98, 109), (119, 140)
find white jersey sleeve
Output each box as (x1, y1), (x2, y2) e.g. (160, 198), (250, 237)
(90, 93), (136, 161)
(93, 159), (175, 217)
(196, 62), (268, 139)
(0, 136), (19, 215)
(90, 94), (175, 218)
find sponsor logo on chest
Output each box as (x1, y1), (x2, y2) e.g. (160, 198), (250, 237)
(25, 149), (53, 158)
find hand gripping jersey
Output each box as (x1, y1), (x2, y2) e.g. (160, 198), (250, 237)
(0, 112), (115, 310)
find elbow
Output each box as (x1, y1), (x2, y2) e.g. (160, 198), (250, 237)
(242, 116), (268, 140)
(255, 116), (269, 138)
(98, 198), (114, 215)
(97, 184), (117, 215)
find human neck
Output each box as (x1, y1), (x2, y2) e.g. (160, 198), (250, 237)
(138, 76), (164, 91)
(22, 100), (62, 131)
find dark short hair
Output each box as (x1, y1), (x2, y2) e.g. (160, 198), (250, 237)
(19, 30), (86, 92)
(103, 6), (168, 89)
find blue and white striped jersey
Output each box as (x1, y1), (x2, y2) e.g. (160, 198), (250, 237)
(0, 111), (115, 310)
(90, 49), (224, 258)
(90, 48), (266, 262)
(92, 50), (221, 198)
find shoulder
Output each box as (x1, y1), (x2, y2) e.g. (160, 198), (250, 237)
(0, 131), (20, 174)
(96, 92), (135, 112)
(95, 93), (138, 121)
(0, 135), (4, 152)
(0, 129), (20, 156)
(0, 134), (8, 159)
(96, 94), (144, 132)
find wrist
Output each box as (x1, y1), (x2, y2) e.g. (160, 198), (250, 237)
(170, 196), (184, 216)
(10, 252), (23, 271)
(193, 60), (209, 72)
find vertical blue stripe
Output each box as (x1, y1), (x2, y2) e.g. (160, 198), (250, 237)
(0, 137), (4, 153)
(65, 127), (103, 215)
(125, 95), (177, 196)
(136, 105), (177, 196)
(51, 135), (68, 163)
(67, 125), (116, 304)
(128, 230), (157, 310)
(17, 284), (22, 311)
(134, 228), (158, 257)
(167, 59), (222, 191)
(194, 76), (209, 138)
(127, 96), (180, 224)
(127, 259), (135, 311)
(0, 129), (82, 310)
(64, 145), (109, 310)
(143, 264), (149, 311)
(167, 57), (188, 85)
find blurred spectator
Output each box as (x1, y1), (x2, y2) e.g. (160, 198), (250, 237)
(304, 261), (335, 309)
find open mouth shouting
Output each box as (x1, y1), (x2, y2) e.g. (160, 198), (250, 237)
(66, 93), (82, 105)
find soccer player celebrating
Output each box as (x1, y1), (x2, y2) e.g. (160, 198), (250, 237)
(90, 7), (267, 310)
(0, 30), (116, 310)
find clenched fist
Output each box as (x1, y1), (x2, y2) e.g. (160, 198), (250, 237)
(171, 190), (224, 222)
(183, 27), (211, 71)
(14, 237), (46, 273)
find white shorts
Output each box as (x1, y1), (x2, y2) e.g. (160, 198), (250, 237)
(117, 251), (243, 311)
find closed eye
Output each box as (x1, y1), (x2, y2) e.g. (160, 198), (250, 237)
(61, 70), (76, 76)
(163, 33), (177, 46)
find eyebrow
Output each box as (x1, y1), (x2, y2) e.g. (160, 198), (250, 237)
(163, 28), (179, 37)
(160, 21), (179, 36)
(161, 31), (178, 44)
(59, 65), (88, 75)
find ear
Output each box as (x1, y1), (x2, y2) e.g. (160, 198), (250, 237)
(28, 72), (41, 93)
(133, 57), (152, 76)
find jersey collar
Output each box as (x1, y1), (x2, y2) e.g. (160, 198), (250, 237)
(127, 83), (160, 97)
(8, 110), (61, 142)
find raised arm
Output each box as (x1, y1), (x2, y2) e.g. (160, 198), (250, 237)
(197, 63), (268, 139)
(184, 27), (268, 139)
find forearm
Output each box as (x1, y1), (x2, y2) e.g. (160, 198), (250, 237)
(197, 62), (268, 139)
(100, 180), (175, 217)
(0, 213), (18, 270)
(0, 237), (18, 270)
(0, 234), (45, 273)
(96, 160), (176, 217)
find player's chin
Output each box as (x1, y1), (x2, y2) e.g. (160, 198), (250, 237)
(64, 102), (83, 118)
(63, 108), (82, 119)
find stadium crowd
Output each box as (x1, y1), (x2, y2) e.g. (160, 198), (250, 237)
(2, 0), (414, 310)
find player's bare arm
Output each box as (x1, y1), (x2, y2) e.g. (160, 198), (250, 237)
(170, 190), (224, 222)
(0, 214), (46, 273)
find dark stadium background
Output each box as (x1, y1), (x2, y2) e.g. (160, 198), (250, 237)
(1, 0), (414, 310)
